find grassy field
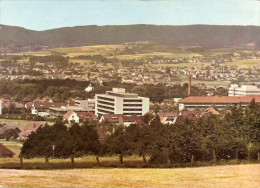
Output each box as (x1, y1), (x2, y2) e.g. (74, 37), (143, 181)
(115, 52), (194, 60)
(0, 141), (259, 187)
(0, 164), (259, 187)
(151, 62), (212, 68)
(222, 59), (260, 68)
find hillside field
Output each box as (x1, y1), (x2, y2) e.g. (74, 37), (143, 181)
(0, 164), (259, 187)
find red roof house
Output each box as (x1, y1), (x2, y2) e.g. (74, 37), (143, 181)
(0, 125), (21, 139)
(0, 143), (15, 157)
(18, 122), (42, 140)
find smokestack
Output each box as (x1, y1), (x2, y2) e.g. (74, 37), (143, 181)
(188, 75), (191, 96)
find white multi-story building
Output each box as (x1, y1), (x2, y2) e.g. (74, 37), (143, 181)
(95, 88), (149, 116)
(228, 84), (260, 96)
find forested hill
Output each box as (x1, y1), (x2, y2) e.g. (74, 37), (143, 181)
(1, 24), (259, 49)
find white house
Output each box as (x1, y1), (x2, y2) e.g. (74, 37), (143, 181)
(63, 110), (95, 123)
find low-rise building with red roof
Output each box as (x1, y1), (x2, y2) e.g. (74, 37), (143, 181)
(201, 106), (220, 116)
(158, 112), (178, 124)
(179, 96), (260, 111)
(0, 143), (15, 157)
(18, 122), (42, 140)
(63, 110), (96, 123)
(118, 116), (143, 126)
(0, 125), (21, 139)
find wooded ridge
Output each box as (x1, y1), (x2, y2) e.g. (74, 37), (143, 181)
(1, 24), (259, 49)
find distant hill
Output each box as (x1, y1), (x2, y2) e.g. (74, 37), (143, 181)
(1, 24), (259, 50)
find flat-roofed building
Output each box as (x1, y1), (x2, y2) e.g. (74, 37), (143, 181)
(95, 88), (149, 116)
(228, 84), (260, 96)
(179, 96), (260, 111)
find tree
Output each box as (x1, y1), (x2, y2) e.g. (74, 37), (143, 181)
(244, 99), (260, 159)
(169, 117), (204, 163)
(101, 125), (129, 165)
(125, 124), (150, 163)
(4, 129), (19, 141)
(20, 121), (100, 163)
(68, 122), (100, 160)
(202, 114), (236, 161)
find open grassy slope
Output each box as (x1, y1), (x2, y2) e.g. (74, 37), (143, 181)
(0, 164), (259, 187)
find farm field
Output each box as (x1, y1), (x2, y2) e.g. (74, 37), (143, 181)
(222, 59), (260, 68)
(0, 164), (259, 187)
(115, 52), (194, 60)
(151, 62), (212, 68)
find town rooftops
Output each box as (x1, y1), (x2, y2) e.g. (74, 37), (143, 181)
(101, 114), (123, 123)
(180, 96), (260, 104)
(18, 130), (31, 137)
(49, 105), (87, 112)
(33, 102), (75, 109)
(201, 107), (220, 116)
(76, 112), (96, 119)
(63, 110), (74, 119)
(0, 143), (15, 157)
(0, 125), (21, 135)
(119, 116), (143, 125)
(24, 123), (42, 132)
(158, 112), (178, 117)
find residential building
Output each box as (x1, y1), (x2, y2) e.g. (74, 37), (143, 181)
(95, 88), (149, 116)
(179, 111), (201, 119)
(31, 102), (75, 115)
(118, 116), (143, 126)
(158, 112), (178, 124)
(228, 84), (260, 96)
(179, 96), (260, 111)
(63, 110), (96, 123)
(49, 105), (91, 117)
(0, 125), (21, 139)
(201, 107), (220, 116)
(18, 122), (42, 140)
(99, 114), (124, 124)
(0, 144), (15, 157)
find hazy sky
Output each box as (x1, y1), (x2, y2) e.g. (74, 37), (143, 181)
(1, 0), (259, 31)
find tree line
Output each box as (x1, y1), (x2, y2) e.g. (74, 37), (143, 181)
(20, 99), (260, 165)
(0, 79), (207, 103)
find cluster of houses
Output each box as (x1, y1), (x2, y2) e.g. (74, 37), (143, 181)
(0, 122), (41, 141)
(1, 85), (260, 157)
(1, 53), (259, 90)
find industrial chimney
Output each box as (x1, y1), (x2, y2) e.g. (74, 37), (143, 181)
(188, 75), (191, 96)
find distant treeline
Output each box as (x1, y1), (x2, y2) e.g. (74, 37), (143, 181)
(0, 79), (206, 103)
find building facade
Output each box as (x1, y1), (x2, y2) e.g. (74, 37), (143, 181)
(95, 88), (149, 116)
(179, 96), (260, 111)
(228, 84), (260, 96)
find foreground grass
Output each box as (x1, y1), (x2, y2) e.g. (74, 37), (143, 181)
(0, 164), (259, 187)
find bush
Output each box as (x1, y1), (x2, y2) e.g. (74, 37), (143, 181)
(149, 150), (167, 164)
(249, 143), (260, 160)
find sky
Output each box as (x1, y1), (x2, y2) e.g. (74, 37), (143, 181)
(1, 0), (259, 31)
